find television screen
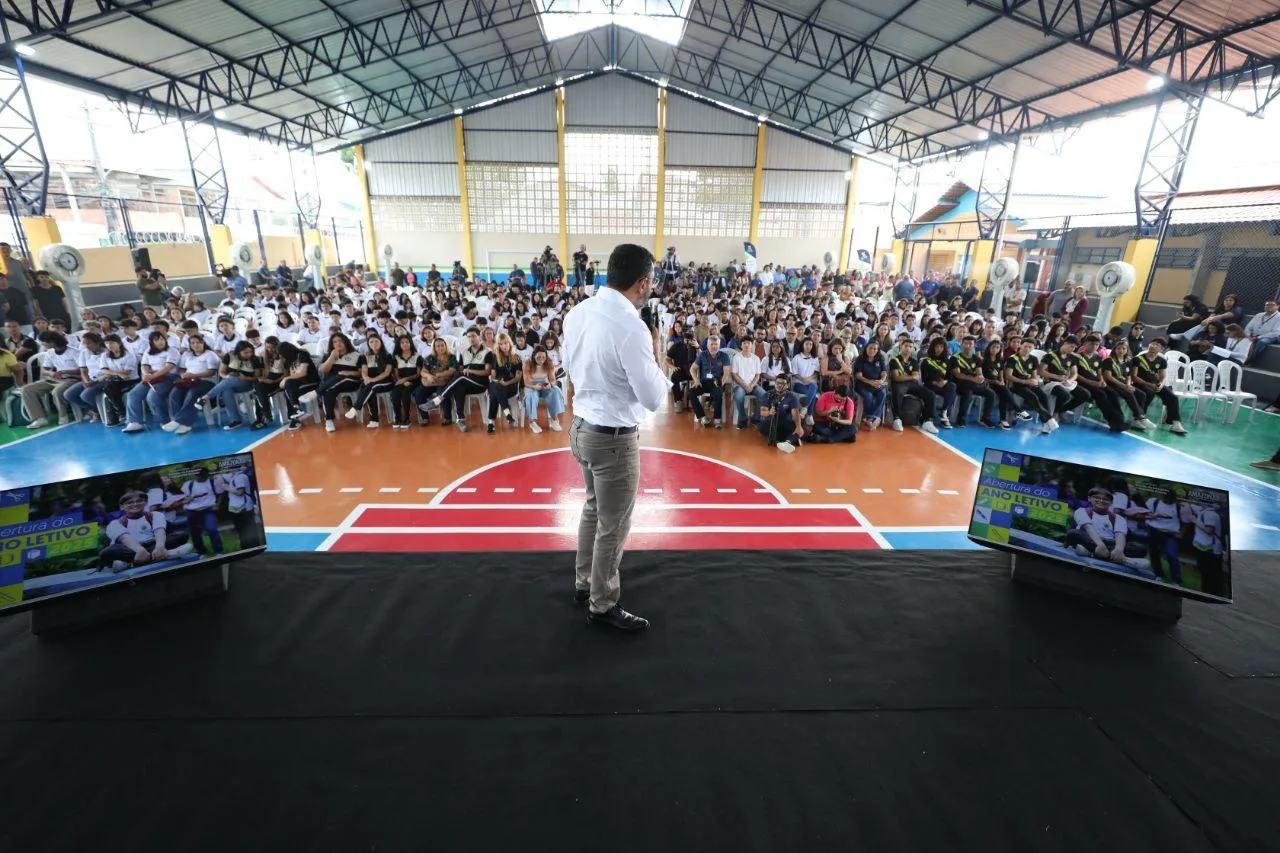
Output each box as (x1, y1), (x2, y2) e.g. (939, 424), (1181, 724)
(0, 452), (265, 613)
(968, 448), (1231, 603)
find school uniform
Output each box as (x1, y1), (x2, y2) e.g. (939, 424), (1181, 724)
(98, 510), (189, 570)
(1004, 353), (1051, 421)
(319, 350), (363, 420)
(1039, 351), (1090, 416)
(1072, 351), (1126, 430)
(168, 349), (221, 426)
(888, 354), (937, 424)
(1102, 355), (1146, 420)
(488, 356), (522, 422)
(390, 353), (422, 426)
(99, 350), (140, 425)
(181, 476), (224, 555)
(62, 347), (109, 419)
(281, 352), (321, 422)
(414, 352), (460, 421)
(1130, 352), (1181, 424)
(853, 355), (887, 421)
(224, 470), (261, 549)
(948, 350), (998, 426)
(919, 353), (957, 426)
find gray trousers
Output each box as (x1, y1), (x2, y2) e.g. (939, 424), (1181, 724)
(569, 416), (641, 615)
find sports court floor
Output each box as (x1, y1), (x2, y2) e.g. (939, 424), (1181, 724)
(4, 402), (1279, 553)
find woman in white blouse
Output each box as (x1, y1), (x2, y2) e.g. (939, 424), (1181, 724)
(123, 331), (176, 433)
(163, 334), (220, 435)
(97, 333), (140, 427)
(790, 337), (821, 414)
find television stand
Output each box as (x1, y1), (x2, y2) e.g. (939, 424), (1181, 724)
(30, 562), (231, 636)
(1009, 553), (1182, 621)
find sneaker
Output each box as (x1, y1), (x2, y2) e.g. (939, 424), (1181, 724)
(776, 441), (796, 454)
(920, 421), (939, 435)
(529, 421), (543, 434)
(548, 420), (562, 432)
(1170, 420), (1187, 435)
(1016, 411), (1034, 421)
(174, 424), (192, 435)
(298, 391), (318, 404)
(939, 418), (953, 430)
(673, 402), (683, 413)
(1040, 422), (1052, 434)
(700, 416), (712, 427)
(343, 407), (359, 420)
(1045, 417), (1059, 432)
(287, 418), (302, 431)
(487, 423), (496, 434)
(1249, 459), (1280, 471)
(891, 418), (903, 431)
(366, 420), (380, 429)
(122, 422), (144, 434)
(504, 409), (515, 427)
(1137, 418), (1157, 430)
(736, 420), (748, 430)
(26, 418), (49, 429)
(713, 419), (723, 429)
(250, 420), (268, 430)
(223, 421), (243, 431)
(161, 421), (180, 432)
(1129, 418), (1149, 431)
(324, 420), (336, 433)
(1000, 421), (1013, 430)
(456, 419), (469, 433)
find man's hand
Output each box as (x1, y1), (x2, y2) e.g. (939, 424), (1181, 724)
(152, 546), (168, 561)
(1094, 544), (1109, 559)
(133, 548), (152, 565)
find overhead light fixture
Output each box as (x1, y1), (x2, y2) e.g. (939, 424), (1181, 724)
(602, 63), (616, 71)
(976, 130), (990, 141)
(658, 76), (668, 88)
(14, 44), (35, 58)
(757, 114), (768, 123)
(453, 107), (463, 115)
(1146, 74), (1166, 91)
(555, 78), (564, 86)
(213, 109), (229, 120)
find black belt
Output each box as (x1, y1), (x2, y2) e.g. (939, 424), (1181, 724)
(573, 416), (637, 435)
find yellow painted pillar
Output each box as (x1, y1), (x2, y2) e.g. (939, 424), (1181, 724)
(556, 87), (568, 266)
(1111, 237), (1158, 326)
(208, 224), (233, 273)
(654, 87), (667, 259)
(749, 123), (766, 246)
(969, 239), (997, 291)
(21, 215), (61, 267)
(838, 155), (860, 271)
(890, 238), (906, 274)
(353, 144), (378, 271)
(454, 117), (473, 277)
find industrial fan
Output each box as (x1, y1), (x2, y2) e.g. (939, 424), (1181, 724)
(303, 242), (325, 289)
(987, 257), (1022, 317)
(878, 252), (898, 276)
(1091, 261), (1136, 332)
(230, 242), (255, 268)
(39, 243), (88, 323)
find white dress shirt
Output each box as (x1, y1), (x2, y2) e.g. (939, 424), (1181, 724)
(563, 286), (668, 428)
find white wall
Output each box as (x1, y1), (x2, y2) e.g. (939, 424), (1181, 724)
(376, 229), (464, 271)
(474, 231), (560, 275)
(754, 237), (839, 270)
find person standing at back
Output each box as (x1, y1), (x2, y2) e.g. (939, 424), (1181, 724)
(563, 244), (669, 632)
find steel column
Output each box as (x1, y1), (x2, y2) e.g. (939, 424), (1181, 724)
(1135, 89), (1203, 242)
(890, 164), (919, 240)
(182, 119), (229, 225)
(976, 135), (1021, 251)
(290, 150), (322, 229)
(0, 53), (49, 217)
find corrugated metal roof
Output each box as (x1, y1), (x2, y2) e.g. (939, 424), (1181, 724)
(9, 0), (1278, 159)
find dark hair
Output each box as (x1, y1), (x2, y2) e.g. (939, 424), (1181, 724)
(38, 331), (67, 348)
(148, 331), (168, 353)
(606, 243), (655, 291)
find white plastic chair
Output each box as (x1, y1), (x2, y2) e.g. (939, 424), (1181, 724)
(1202, 360), (1257, 425)
(1163, 350), (1189, 381)
(1030, 349), (1045, 361)
(1175, 360), (1215, 423)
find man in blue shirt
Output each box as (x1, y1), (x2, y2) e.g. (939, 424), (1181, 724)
(689, 334), (732, 427)
(225, 266), (248, 299)
(754, 371), (804, 452)
(893, 274), (916, 301)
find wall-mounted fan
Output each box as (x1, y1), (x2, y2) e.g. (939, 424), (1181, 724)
(381, 244), (395, 269)
(879, 252), (898, 276)
(1091, 261), (1136, 332)
(987, 257), (1021, 317)
(822, 250), (836, 273)
(230, 242), (255, 268)
(303, 242), (325, 288)
(40, 244), (89, 324)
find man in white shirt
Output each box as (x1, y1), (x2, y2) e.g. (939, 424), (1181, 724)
(1065, 488), (1128, 563)
(563, 244), (668, 632)
(1245, 299), (1279, 365)
(730, 341), (768, 428)
(98, 490), (191, 571)
(181, 467), (225, 555)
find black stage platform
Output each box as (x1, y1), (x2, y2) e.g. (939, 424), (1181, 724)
(2, 550), (1278, 853)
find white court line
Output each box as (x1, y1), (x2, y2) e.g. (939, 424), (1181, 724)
(570, 487), (586, 493)
(418, 487), (439, 493)
(0, 421), (73, 450)
(340, 487), (364, 493)
(379, 487), (401, 493)
(317, 502), (370, 551)
(236, 425), (285, 453)
(841, 504), (892, 550)
(790, 488), (811, 494)
(531, 488), (552, 494)
(258, 489), (280, 496)
(862, 488), (883, 494)
(643, 488), (663, 494)
(299, 488), (323, 494)
(938, 490), (960, 495)
(717, 488), (737, 494)
(876, 525), (970, 533)
(494, 487), (515, 493)
(900, 488), (920, 494)
(1254, 523), (1280, 532)
(753, 488), (771, 493)
(826, 488), (847, 494)
(680, 487), (700, 493)
(457, 487), (477, 494)
(333, 525), (870, 535)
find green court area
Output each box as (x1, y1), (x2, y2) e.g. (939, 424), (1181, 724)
(0, 423), (52, 449)
(1136, 407), (1280, 481)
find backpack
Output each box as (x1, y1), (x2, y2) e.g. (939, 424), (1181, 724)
(897, 394), (923, 427)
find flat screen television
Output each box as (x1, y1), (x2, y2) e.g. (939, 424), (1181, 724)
(968, 448), (1231, 603)
(0, 452), (265, 614)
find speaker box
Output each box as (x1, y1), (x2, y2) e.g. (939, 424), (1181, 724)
(131, 247), (152, 272)
(1022, 260), (1041, 284)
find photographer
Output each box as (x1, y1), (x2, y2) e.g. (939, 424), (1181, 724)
(665, 330), (699, 414)
(754, 371), (804, 453)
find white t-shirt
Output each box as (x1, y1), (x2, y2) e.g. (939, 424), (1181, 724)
(121, 335), (149, 359)
(1074, 506), (1127, 542)
(141, 349), (176, 376)
(225, 472), (255, 513)
(45, 347), (80, 377)
(106, 511), (165, 545)
(78, 348), (105, 380)
(1145, 498), (1182, 534)
(1193, 508), (1223, 554)
(101, 351), (139, 379)
(180, 350), (221, 375)
(182, 478), (218, 511)
(791, 354), (819, 382)
(210, 333), (243, 357)
(731, 351), (762, 386)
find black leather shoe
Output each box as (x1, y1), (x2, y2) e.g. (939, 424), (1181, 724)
(587, 605), (650, 631)
(574, 588), (589, 604)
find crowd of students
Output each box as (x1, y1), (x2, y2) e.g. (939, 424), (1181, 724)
(6, 253), (1269, 446)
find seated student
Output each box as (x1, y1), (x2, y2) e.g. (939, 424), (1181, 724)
(247, 336), (285, 430)
(689, 334), (732, 428)
(486, 333), (522, 433)
(1073, 334), (1127, 432)
(427, 326), (495, 433)
(415, 338), (460, 426)
(97, 333), (140, 427)
(919, 337), (956, 430)
(809, 384), (857, 443)
(23, 331), (82, 427)
(821, 339), (853, 391)
(1004, 338), (1058, 433)
(980, 338), (1017, 430)
(122, 330), (177, 433)
(62, 331), (107, 422)
(948, 335), (999, 428)
(1038, 336), (1091, 420)
(1101, 340), (1156, 431)
(790, 337), (821, 416)
(278, 341), (320, 430)
(343, 332), (395, 428)
(1186, 320), (1226, 362)
(1129, 338), (1187, 435)
(853, 340), (887, 430)
(97, 490), (192, 572)
(388, 334), (422, 430)
(887, 339), (939, 434)
(665, 330), (699, 413)
(753, 371), (804, 452)
(523, 346), (564, 434)
(313, 333), (363, 432)
(730, 340), (768, 429)
(162, 334), (220, 435)
(205, 340), (261, 430)
(1064, 487), (1131, 563)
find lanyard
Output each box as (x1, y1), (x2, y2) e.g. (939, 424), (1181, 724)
(925, 357), (947, 374)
